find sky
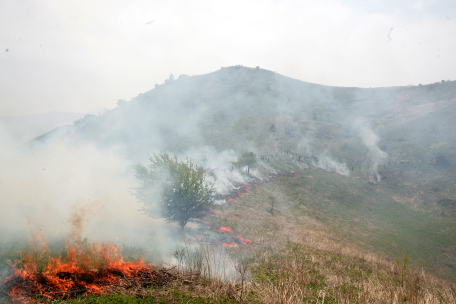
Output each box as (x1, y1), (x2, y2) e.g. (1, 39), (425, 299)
(0, 0), (455, 116)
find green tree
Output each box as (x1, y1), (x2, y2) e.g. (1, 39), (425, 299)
(134, 151), (215, 231)
(233, 152), (257, 174)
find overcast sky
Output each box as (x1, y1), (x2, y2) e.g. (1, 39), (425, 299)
(1, 0), (455, 116)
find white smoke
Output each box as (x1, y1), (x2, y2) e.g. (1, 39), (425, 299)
(181, 146), (251, 195)
(298, 130), (349, 176)
(313, 150), (350, 176)
(298, 133), (313, 157)
(0, 134), (176, 259)
(353, 118), (388, 181)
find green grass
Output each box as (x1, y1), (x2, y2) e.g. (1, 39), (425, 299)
(51, 290), (241, 304)
(211, 161), (456, 282)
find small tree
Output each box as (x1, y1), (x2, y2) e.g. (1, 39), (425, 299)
(233, 152), (257, 174)
(269, 195), (276, 214)
(134, 151), (215, 231)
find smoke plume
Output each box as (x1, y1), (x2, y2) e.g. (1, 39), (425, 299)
(353, 118), (388, 181)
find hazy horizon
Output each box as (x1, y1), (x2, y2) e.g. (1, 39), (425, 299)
(1, 0), (455, 116)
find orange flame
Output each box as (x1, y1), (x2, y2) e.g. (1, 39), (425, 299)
(221, 242), (237, 248)
(234, 235), (252, 245)
(213, 226), (233, 234)
(4, 234), (147, 303)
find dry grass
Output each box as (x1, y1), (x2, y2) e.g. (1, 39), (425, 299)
(244, 241), (456, 304)
(158, 236), (456, 303)
(170, 240), (241, 301)
(204, 176), (456, 303)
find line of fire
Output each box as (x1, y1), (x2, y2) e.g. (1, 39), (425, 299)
(0, 156), (302, 302)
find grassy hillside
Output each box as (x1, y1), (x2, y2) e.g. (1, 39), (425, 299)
(208, 163), (456, 281)
(6, 66), (455, 302)
(28, 67), (456, 278)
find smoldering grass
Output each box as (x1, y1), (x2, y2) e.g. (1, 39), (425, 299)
(173, 239), (236, 283)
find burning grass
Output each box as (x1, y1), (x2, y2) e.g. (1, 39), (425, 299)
(0, 205), (179, 303)
(0, 218), (253, 304)
(216, 171), (299, 205)
(211, 226), (253, 247)
(3, 227), (456, 303)
(0, 232), (178, 303)
(2, 167), (456, 303)
(0, 234), (249, 304)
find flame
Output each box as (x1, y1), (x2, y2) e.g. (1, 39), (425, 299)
(234, 235), (252, 245)
(221, 242), (237, 248)
(217, 236), (251, 247)
(4, 234), (147, 303)
(219, 170), (299, 204)
(213, 226), (233, 234)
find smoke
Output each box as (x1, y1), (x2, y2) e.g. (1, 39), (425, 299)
(313, 151), (350, 177)
(0, 134), (177, 260)
(67, 200), (104, 242)
(2, 66), (447, 278)
(0, 119), (272, 264)
(0, 69), (397, 261)
(180, 146), (277, 196)
(297, 128), (349, 176)
(182, 146), (246, 195)
(298, 135), (313, 157)
(353, 118), (388, 181)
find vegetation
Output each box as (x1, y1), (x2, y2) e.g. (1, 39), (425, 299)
(135, 151), (215, 230)
(203, 172), (456, 303)
(233, 152), (257, 174)
(2, 235), (456, 303)
(9, 67), (456, 301)
(52, 292), (240, 304)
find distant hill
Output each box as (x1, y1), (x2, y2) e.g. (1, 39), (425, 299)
(0, 111), (85, 147)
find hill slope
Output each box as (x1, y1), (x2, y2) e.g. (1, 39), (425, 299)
(0, 111), (85, 147)
(31, 67), (456, 164)
(26, 66), (456, 281)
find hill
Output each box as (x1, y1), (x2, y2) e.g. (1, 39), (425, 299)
(31, 67), (456, 166)
(12, 66), (456, 287)
(0, 111), (86, 148)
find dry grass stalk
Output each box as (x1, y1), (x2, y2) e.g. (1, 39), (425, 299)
(245, 242), (456, 304)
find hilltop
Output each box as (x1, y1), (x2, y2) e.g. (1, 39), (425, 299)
(30, 66), (456, 165)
